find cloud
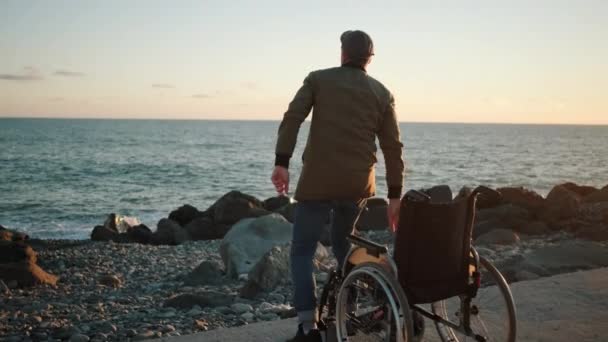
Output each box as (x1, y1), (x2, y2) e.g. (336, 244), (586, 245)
(54, 69), (85, 77)
(0, 66), (43, 81)
(192, 93), (211, 99)
(152, 83), (175, 89)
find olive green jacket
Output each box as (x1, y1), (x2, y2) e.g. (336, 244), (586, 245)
(275, 65), (404, 201)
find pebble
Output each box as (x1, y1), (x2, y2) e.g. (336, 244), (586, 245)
(241, 312), (255, 321)
(231, 303), (253, 314)
(69, 333), (90, 342)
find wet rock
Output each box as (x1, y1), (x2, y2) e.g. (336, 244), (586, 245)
(211, 191), (269, 225)
(184, 217), (230, 240)
(584, 186), (608, 204)
(497, 187), (546, 213)
(91, 225), (118, 242)
(152, 218), (190, 245)
(126, 224), (152, 244)
(169, 204), (204, 226)
(540, 184), (581, 223)
(562, 182), (599, 197)
(263, 195), (292, 212)
(475, 229), (520, 245)
(220, 214), (292, 278)
(183, 261), (224, 286)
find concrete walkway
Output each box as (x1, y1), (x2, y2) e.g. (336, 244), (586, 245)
(165, 267), (608, 342)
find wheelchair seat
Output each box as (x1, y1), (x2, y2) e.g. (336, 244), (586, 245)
(394, 186), (477, 304)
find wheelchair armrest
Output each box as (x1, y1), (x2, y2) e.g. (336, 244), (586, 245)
(347, 234), (388, 258)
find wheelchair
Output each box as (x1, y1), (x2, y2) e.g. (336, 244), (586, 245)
(317, 186), (517, 342)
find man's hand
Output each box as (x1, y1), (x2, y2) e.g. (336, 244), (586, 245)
(271, 166), (289, 195)
(387, 198), (400, 232)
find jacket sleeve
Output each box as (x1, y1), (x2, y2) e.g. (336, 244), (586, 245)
(275, 72), (314, 168)
(377, 93), (405, 198)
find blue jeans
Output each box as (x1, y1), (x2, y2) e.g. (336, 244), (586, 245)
(290, 200), (365, 321)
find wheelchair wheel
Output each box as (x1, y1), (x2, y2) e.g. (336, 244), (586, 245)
(431, 256), (516, 342)
(336, 262), (414, 341)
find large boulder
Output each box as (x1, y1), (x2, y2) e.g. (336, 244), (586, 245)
(540, 185), (582, 223)
(209, 191), (269, 225)
(241, 243), (328, 298)
(184, 217), (231, 240)
(562, 182), (599, 197)
(125, 224), (152, 244)
(583, 186), (608, 204)
(475, 229), (520, 246)
(91, 214), (120, 241)
(263, 196), (292, 212)
(168, 204), (204, 227)
(497, 187), (545, 213)
(575, 224), (608, 241)
(152, 219), (190, 245)
(275, 203), (297, 223)
(519, 240), (608, 277)
(474, 204), (531, 238)
(220, 214), (292, 278)
(357, 198), (388, 231)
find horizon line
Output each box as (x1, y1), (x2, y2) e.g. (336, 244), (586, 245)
(0, 116), (607, 126)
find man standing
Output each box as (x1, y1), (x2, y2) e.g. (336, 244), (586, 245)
(272, 30), (405, 342)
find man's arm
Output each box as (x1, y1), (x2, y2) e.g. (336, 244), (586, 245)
(377, 93), (405, 231)
(275, 72), (314, 168)
(272, 73), (314, 194)
(377, 93), (405, 198)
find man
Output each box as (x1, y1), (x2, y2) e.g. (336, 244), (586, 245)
(271, 30), (405, 342)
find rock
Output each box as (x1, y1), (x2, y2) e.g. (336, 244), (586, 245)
(104, 213), (118, 230)
(497, 187), (546, 213)
(133, 330), (156, 341)
(275, 203), (297, 223)
(263, 195), (292, 212)
(69, 334), (90, 342)
(474, 204), (530, 238)
(357, 198), (388, 231)
(584, 186), (608, 203)
(91, 225), (118, 242)
(220, 214), (292, 278)
(169, 204), (204, 226)
(0, 241), (37, 263)
(540, 184), (582, 222)
(231, 303), (253, 314)
(99, 275), (122, 288)
(184, 217), (230, 240)
(519, 240), (608, 276)
(152, 218), (190, 245)
(125, 224), (152, 244)
(162, 325), (176, 333)
(211, 191), (269, 225)
(194, 319), (208, 331)
(239, 281), (263, 299)
(0, 261), (58, 287)
(0, 226), (29, 242)
(183, 261), (224, 286)
(245, 245), (290, 292)
(163, 291), (234, 309)
(475, 229), (520, 245)
(562, 182), (599, 197)
(241, 312), (255, 321)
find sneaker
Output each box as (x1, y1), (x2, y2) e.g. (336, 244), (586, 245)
(286, 324), (322, 342)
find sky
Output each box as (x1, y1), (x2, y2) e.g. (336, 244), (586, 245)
(1, 0), (607, 124)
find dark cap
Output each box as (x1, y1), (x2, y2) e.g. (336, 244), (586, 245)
(340, 30), (374, 60)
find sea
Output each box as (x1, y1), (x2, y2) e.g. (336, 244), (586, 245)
(1, 118), (607, 240)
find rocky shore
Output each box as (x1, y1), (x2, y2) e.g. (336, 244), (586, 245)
(1, 182), (608, 341)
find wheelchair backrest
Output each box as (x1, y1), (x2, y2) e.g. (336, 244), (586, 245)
(394, 187), (476, 304)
